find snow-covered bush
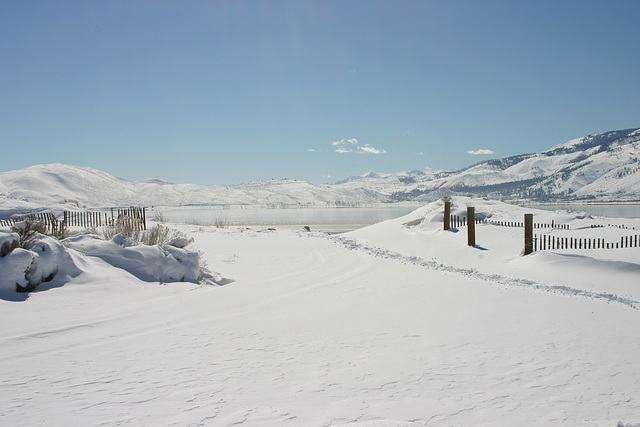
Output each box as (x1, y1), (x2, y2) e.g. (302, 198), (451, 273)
(0, 231), (82, 296)
(0, 232), (19, 256)
(64, 232), (201, 283)
(1, 226), (217, 299)
(11, 219), (46, 247)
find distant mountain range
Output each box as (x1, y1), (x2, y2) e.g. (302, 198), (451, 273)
(1, 128), (638, 209)
(340, 128), (640, 202)
(0, 164), (382, 208)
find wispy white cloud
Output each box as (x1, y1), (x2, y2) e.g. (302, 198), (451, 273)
(466, 149), (495, 155)
(332, 138), (356, 153)
(307, 148), (316, 152)
(332, 138), (387, 154)
(358, 144), (386, 154)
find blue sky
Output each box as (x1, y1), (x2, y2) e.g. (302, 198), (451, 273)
(1, 0), (639, 185)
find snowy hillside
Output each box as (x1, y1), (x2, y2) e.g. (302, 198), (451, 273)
(343, 128), (640, 202)
(0, 129), (638, 209)
(0, 163), (383, 209)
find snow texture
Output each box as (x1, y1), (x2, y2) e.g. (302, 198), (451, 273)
(63, 232), (200, 283)
(1, 197), (639, 425)
(0, 233), (82, 299)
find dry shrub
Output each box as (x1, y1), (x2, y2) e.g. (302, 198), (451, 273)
(101, 216), (191, 247)
(143, 224), (192, 246)
(213, 217), (229, 229)
(154, 209), (166, 222)
(101, 215), (144, 241)
(11, 220), (46, 247)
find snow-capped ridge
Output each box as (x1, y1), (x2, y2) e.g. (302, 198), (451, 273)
(545, 128), (639, 154)
(338, 128), (640, 202)
(0, 164), (384, 208)
(1, 128), (638, 207)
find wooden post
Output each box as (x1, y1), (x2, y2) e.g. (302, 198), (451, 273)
(467, 207), (476, 247)
(524, 214), (533, 255)
(444, 201), (451, 230)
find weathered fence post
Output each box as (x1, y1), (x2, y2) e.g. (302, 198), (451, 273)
(444, 201), (451, 231)
(467, 207), (476, 246)
(524, 213), (533, 255)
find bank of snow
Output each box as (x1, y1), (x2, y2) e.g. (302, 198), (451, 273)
(0, 229), (206, 301)
(1, 198), (639, 426)
(348, 197), (640, 303)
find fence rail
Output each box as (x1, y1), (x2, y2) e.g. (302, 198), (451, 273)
(486, 219), (569, 229)
(535, 234), (640, 251)
(0, 213), (60, 234)
(448, 215), (481, 228)
(448, 215), (569, 230)
(0, 207), (147, 233)
(63, 207), (146, 230)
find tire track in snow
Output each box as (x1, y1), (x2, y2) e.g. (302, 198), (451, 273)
(320, 234), (639, 310)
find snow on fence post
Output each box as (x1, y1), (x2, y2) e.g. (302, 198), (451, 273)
(444, 201), (451, 230)
(467, 207), (476, 247)
(524, 214), (534, 255)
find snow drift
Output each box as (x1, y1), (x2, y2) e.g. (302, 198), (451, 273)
(1, 196), (639, 425)
(63, 232), (201, 283)
(0, 232), (82, 299)
(0, 229), (205, 300)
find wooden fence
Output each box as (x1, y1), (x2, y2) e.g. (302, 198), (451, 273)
(0, 213), (60, 234)
(0, 207), (147, 234)
(535, 234), (640, 251)
(486, 219), (570, 229)
(63, 207), (146, 230)
(448, 215), (485, 228)
(442, 201), (638, 254)
(448, 215), (569, 230)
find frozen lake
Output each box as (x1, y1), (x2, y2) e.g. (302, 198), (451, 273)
(527, 203), (640, 219)
(152, 202), (640, 233)
(154, 204), (423, 233)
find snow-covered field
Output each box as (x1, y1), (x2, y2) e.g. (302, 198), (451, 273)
(1, 198), (639, 426)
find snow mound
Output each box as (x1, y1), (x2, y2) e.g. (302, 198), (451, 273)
(63, 233), (200, 284)
(0, 229), (213, 301)
(0, 233), (82, 299)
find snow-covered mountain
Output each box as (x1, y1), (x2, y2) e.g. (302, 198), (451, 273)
(1, 128), (638, 208)
(0, 163), (382, 208)
(339, 128), (640, 202)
